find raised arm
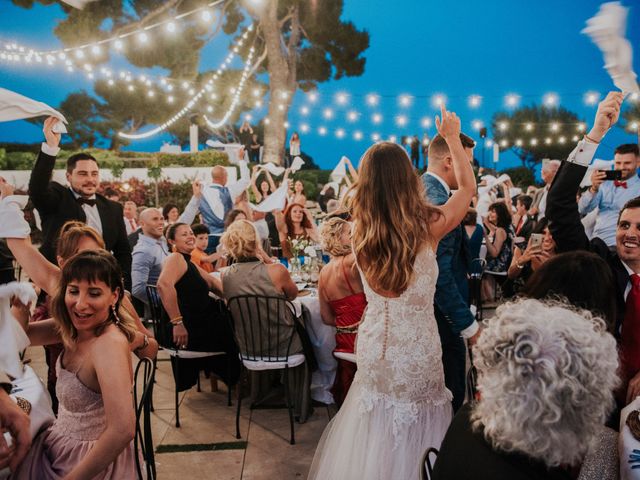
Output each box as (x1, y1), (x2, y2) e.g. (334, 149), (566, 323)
(344, 157), (359, 182)
(28, 117), (63, 213)
(430, 106), (477, 241)
(250, 166), (263, 203)
(178, 180), (202, 224)
(264, 169), (277, 192)
(547, 92), (623, 253)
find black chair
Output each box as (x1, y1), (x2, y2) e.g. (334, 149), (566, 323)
(468, 258), (486, 322)
(227, 294), (306, 445)
(133, 357), (156, 480)
(146, 285), (231, 428)
(420, 447), (439, 480)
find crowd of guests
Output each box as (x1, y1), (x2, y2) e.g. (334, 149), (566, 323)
(0, 91), (638, 479)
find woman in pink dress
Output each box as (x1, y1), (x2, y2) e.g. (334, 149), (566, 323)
(12, 250), (142, 479)
(318, 217), (367, 406)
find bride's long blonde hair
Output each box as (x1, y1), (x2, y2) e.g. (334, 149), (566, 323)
(351, 142), (441, 295)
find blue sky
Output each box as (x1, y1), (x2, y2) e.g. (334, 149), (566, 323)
(0, 0), (638, 173)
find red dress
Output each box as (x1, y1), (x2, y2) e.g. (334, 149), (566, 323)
(327, 259), (367, 406)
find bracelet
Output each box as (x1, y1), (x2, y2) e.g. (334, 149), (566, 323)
(170, 315), (183, 324)
(584, 134), (600, 144)
(515, 260), (525, 269)
(171, 320), (183, 326)
(135, 334), (149, 352)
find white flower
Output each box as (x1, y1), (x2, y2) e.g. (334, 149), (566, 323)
(304, 245), (317, 258)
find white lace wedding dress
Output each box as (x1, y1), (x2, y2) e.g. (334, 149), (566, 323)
(308, 248), (452, 480)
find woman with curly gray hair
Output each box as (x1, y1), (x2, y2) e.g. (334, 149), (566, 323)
(432, 299), (619, 480)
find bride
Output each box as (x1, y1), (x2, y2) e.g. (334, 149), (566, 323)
(308, 106), (476, 479)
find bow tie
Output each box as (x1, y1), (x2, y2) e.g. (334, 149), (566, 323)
(614, 180), (628, 189)
(76, 197), (97, 206)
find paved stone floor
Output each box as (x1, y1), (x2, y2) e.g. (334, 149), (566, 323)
(25, 347), (332, 480)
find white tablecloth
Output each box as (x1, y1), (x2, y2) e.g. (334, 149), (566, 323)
(294, 294), (337, 404)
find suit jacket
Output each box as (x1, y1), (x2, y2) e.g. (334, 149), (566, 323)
(29, 150), (132, 290)
(546, 160), (627, 335)
(423, 173), (474, 334)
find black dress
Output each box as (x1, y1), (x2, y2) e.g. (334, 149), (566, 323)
(432, 404), (572, 480)
(167, 253), (240, 390)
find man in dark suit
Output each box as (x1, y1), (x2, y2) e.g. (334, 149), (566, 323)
(422, 132), (479, 412)
(28, 117), (132, 289)
(546, 91), (640, 403)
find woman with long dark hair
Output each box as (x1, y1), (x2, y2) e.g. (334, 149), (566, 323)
(309, 106), (476, 479)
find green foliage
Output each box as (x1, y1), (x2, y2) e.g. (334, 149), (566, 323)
(291, 170), (332, 199)
(621, 102), (640, 136)
(492, 105), (583, 169)
(59, 91), (106, 149)
(499, 167), (536, 189)
(0, 151), (37, 170)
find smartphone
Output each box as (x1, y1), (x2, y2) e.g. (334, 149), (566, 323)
(599, 170), (623, 181)
(529, 233), (543, 249)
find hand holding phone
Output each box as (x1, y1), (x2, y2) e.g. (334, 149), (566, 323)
(600, 170), (623, 181)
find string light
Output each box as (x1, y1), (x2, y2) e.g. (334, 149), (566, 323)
(505, 94), (520, 107)
(366, 93), (379, 106)
(432, 94), (446, 107)
(398, 95), (412, 107)
(472, 120), (483, 131)
(120, 27), (255, 139)
(347, 111), (358, 122)
(584, 91), (600, 105)
(372, 113), (383, 124)
(322, 108), (334, 120)
(395, 115), (408, 127)
(371, 133), (380, 142)
(498, 122), (508, 131)
(307, 91), (319, 103)
(353, 130), (363, 141)
(421, 117), (432, 128)
(543, 93), (559, 107)
(468, 95), (482, 108)
(335, 92), (349, 105)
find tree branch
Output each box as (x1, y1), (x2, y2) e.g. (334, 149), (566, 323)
(247, 45), (268, 78)
(112, 0), (181, 36)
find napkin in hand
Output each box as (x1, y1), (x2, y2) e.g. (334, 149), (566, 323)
(0, 195), (31, 239)
(0, 87), (68, 133)
(582, 2), (640, 94)
(330, 156), (348, 182)
(253, 183), (289, 213)
(290, 156), (305, 173)
(0, 282), (36, 379)
(261, 162), (286, 176)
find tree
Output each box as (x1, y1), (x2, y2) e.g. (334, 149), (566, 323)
(492, 105), (583, 170)
(13, 0), (370, 162)
(58, 91), (105, 148)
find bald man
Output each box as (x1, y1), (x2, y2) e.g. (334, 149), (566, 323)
(131, 208), (170, 307)
(200, 160), (250, 252)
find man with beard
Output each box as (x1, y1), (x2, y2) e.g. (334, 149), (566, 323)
(546, 91), (640, 405)
(28, 116), (132, 289)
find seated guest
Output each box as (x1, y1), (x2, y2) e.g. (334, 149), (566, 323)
(318, 217), (367, 406)
(157, 223), (239, 388)
(504, 219), (557, 297)
(122, 200), (138, 235)
(529, 160), (561, 220)
(512, 194), (534, 249)
(275, 203), (319, 258)
(463, 208), (484, 261)
(131, 207), (169, 315)
(0, 367), (31, 472)
(13, 251), (148, 479)
(224, 208), (248, 229)
(190, 223), (220, 273)
(578, 143), (640, 247)
(482, 201), (514, 300)
(220, 220), (314, 422)
(290, 179), (307, 206)
(162, 203), (179, 225)
(317, 186), (336, 213)
(521, 251), (617, 333)
(432, 299), (619, 480)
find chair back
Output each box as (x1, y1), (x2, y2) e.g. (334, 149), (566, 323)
(146, 285), (171, 349)
(134, 357), (156, 480)
(420, 447), (439, 480)
(226, 295), (298, 362)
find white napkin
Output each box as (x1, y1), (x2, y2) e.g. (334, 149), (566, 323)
(330, 156), (348, 182)
(0, 195), (31, 239)
(260, 162), (286, 176)
(582, 2), (640, 94)
(580, 158), (615, 187)
(61, 0), (98, 8)
(253, 184), (289, 213)
(0, 282), (36, 379)
(619, 396), (640, 479)
(0, 87), (68, 133)
(290, 156), (305, 173)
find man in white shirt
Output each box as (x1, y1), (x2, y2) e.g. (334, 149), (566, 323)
(123, 200), (139, 235)
(529, 159), (561, 220)
(200, 161), (250, 252)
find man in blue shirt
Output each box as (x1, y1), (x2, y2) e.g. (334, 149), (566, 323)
(578, 144), (640, 247)
(131, 208), (170, 309)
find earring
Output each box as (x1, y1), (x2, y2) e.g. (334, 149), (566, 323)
(111, 304), (121, 325)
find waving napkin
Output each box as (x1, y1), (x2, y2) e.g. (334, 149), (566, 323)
(252, 183), (289, 213)
(330, 156), (348, 182)
(290, 156), (305, 173)
(0, 282), (36, 379)
(0, 87), (68, 133)
(0, 195), (31, 239)
(61, 0), (98, 8)
(260, 162), (286, 176)
(582, 2), (640, 94)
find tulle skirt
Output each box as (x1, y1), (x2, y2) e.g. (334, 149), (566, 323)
(308, 381), (452, 480)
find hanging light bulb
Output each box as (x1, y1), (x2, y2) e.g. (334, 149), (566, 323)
(366, 93), (379, 106)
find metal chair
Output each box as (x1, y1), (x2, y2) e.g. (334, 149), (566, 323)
(227, 294), (306, 445)
(420, 447), (439, 480)
(146, 285), (231, 428)
(468, 258), (486, 322)
(133, 357), (156, 480)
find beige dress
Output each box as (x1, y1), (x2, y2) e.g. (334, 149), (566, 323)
(223, 260), (313, 421)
